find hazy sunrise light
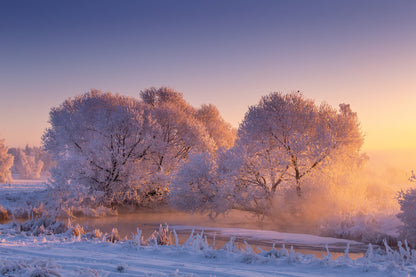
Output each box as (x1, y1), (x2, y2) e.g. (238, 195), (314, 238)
(0, 0), (415, 152)
(1, 1), (416, 275)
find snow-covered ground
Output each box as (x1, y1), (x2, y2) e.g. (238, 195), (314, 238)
(0, 177), (49, 220)
(0, 177), (47, 193)
(1, 180), (415, 276)
(1, 219), (416, 277)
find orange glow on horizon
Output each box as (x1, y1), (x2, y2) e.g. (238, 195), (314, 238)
(362, 127), (416, 151)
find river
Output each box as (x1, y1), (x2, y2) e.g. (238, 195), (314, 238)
(73, 211), (370, 259)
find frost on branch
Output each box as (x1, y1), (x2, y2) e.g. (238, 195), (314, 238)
(169, 92), (365, 218)
(43, 88), (234, 211)
(219, 92), (364, 215)
(43, 90), (160, 208)
(237, 92), (363, 195)
(139, 87), (216, 178)
(196, 104), (236, 150)
(170, 152), (233, 217)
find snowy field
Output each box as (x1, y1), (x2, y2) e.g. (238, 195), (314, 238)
(1, 180), (416, 276)
(0, 177), (47, 193)
(0, 177), (49, 220)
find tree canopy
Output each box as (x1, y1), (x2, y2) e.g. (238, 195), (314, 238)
(43, 88), (236, 209)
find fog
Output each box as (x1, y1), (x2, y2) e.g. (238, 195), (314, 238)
(264, 149), (416, 239)
(72, 149), (415, 246)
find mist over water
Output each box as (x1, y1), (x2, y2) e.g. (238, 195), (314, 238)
(75, 210), (367, 259)
(76, 150), (410, 236)
(60, 149), (414, 262)
(267, 149), (415, 237)
(75, 210), (267, 237)
(366, 149), (416, 177)
(71, 149), (415, 253)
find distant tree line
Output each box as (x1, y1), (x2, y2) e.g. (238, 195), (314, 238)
(7, 145), (54, 179)
(0, 140), (54, 182)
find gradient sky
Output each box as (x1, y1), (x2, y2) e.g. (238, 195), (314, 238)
(1, 0), (415, 151)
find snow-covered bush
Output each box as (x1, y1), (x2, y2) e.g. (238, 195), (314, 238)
(170, 152), (233, 217)
(156, 224), (174, 246)
(397, 172), (416, 245)
(105, 228), (120, 243)
(147, 224), (175, 246)
(0, 137), (13, 183)
(139, 87), (218, 174)
(0, 259), (61, 277)
(0, 205), (8, 221)
(17, 216), (68, 236)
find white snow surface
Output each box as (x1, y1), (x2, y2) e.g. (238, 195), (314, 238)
(1, 221), (416, 277)
(0, 177), (47, 193)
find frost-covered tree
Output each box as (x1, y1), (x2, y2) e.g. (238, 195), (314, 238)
(22, 145), (55, 174)
(140, 87), (215, 175)
(43, 90), (160, 207)
(170, 152), (233, 217)
(0, 137), (13, 183)
(168, 92), (364, 216)
(43, 88), (230, 210)
(9, 146), (54, 177)
(196, 104), (236, 150)
(144, 89), (236, 215)
(397, 171), (416, 245)
(228, 92), (363, 213)
(9, 148), (44, 179)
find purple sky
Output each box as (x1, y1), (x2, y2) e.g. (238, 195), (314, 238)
(1, 0), (415, 150)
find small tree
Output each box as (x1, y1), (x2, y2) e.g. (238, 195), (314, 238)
(139, 87), (216, 182)
(43, 90), (159, 207)
(397, 171), (416, 245)
(0, 137), (13, 183)
(170, 152), (233, 217)
(23, 145), (55, 174)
